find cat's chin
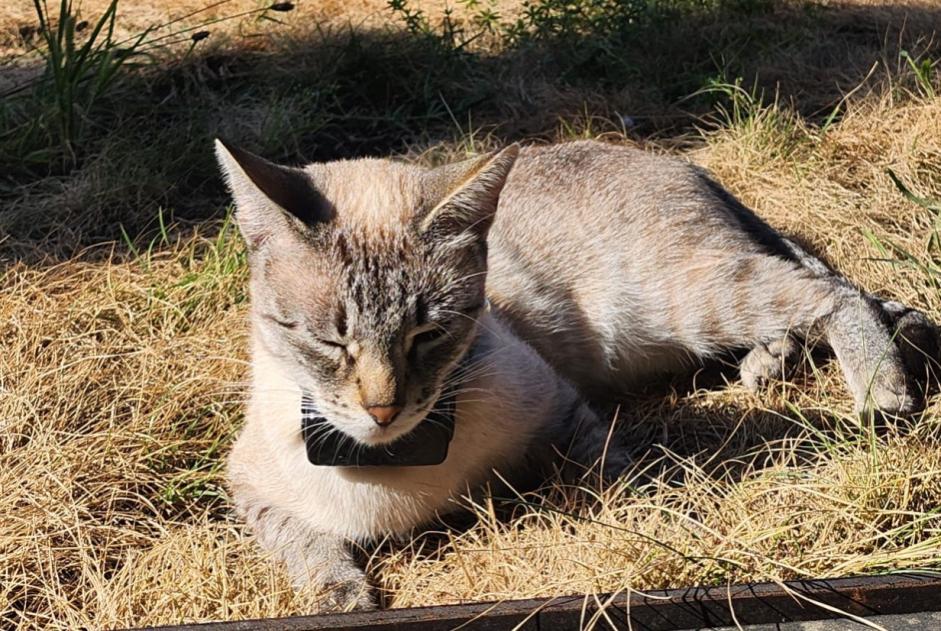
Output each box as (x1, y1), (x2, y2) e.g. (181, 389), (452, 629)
(346, 404), (441, 446)
(354, 418), (422, 446)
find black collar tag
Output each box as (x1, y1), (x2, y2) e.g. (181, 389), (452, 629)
(301, 395), (456, 467)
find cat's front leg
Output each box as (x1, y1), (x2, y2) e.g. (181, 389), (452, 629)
(242, 501), (375, 611)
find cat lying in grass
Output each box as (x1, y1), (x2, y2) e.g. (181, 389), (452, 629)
(215, 138), (938, 609)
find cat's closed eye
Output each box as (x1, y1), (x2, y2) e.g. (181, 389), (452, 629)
(316, 337), (347, 352)
(405, 321), (452, 355)
(412, 327), (448, 347)
(264, 316), (345, 354)
(265, 314), (300, 330)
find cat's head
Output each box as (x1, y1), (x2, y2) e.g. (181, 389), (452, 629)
(216, 140), (518, 446)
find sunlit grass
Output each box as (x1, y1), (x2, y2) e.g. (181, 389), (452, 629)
(1, 0), (941, 628)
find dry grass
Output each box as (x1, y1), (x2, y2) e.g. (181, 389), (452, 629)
(2, 0), (941, 629)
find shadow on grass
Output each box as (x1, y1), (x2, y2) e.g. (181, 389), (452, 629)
(0, 0), (940, 262)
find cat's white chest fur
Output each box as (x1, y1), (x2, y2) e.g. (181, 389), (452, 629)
(228, 320), (565, 541)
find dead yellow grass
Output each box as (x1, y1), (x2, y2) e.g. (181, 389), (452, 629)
(2, 0), (941, 629)
(0, 0), (490, 57)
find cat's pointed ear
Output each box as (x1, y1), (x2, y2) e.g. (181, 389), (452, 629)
(419, 144), (519, 244)
(214, 139), (332, 248)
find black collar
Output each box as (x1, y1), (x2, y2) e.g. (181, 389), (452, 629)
(300, 390), (457, 467)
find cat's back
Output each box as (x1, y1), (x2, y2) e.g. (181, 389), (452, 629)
(493, 140), (751, 248)
(487, 140), (782, 396)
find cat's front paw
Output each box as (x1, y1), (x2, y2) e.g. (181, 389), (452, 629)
(560, 403), (632, 483)
(318, 576), (377, 612)
(599, 445), (633, 483)
(292, 558), (376, 612)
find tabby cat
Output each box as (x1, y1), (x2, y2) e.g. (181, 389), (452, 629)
(216, 138), (936, 609)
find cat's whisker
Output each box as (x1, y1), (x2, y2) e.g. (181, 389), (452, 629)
(450, 358), (503, 375)
(447, 269), (490, 284)
(436, 388), (498, 402)
(439, 308), (504, 338)
(440, 366), (501, 388)
(449, 362), (502, 380)
(429, 397), (494, 410)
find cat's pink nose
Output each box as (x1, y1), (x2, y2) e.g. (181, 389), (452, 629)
(366, 405), (401, 426)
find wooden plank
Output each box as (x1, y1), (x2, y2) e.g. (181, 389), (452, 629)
(127, 572), (941, 631)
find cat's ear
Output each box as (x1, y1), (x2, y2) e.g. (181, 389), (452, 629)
(419, 144), (519, 245)
(214, 139), (332, 248)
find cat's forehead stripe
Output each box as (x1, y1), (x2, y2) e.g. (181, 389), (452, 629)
(334, 229), (418, 326)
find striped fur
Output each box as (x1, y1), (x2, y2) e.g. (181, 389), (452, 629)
(490, 141), (924, 412)
(215, 138), (936, 609)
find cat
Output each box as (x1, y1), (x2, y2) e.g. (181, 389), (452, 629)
(215, 138), (937, 610)
(217, 140), (624, 609)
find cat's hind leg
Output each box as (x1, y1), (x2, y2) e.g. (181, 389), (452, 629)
(737, 237), (828, 392)
(691, 254), (916, 415)
(736, 304), (941, 402)
(559, 401), (632, 483)
(733, 236), (938, 410)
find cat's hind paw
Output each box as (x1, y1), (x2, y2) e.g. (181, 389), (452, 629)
(740, 336), (800, 391)
(560, 403), (632, 484)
